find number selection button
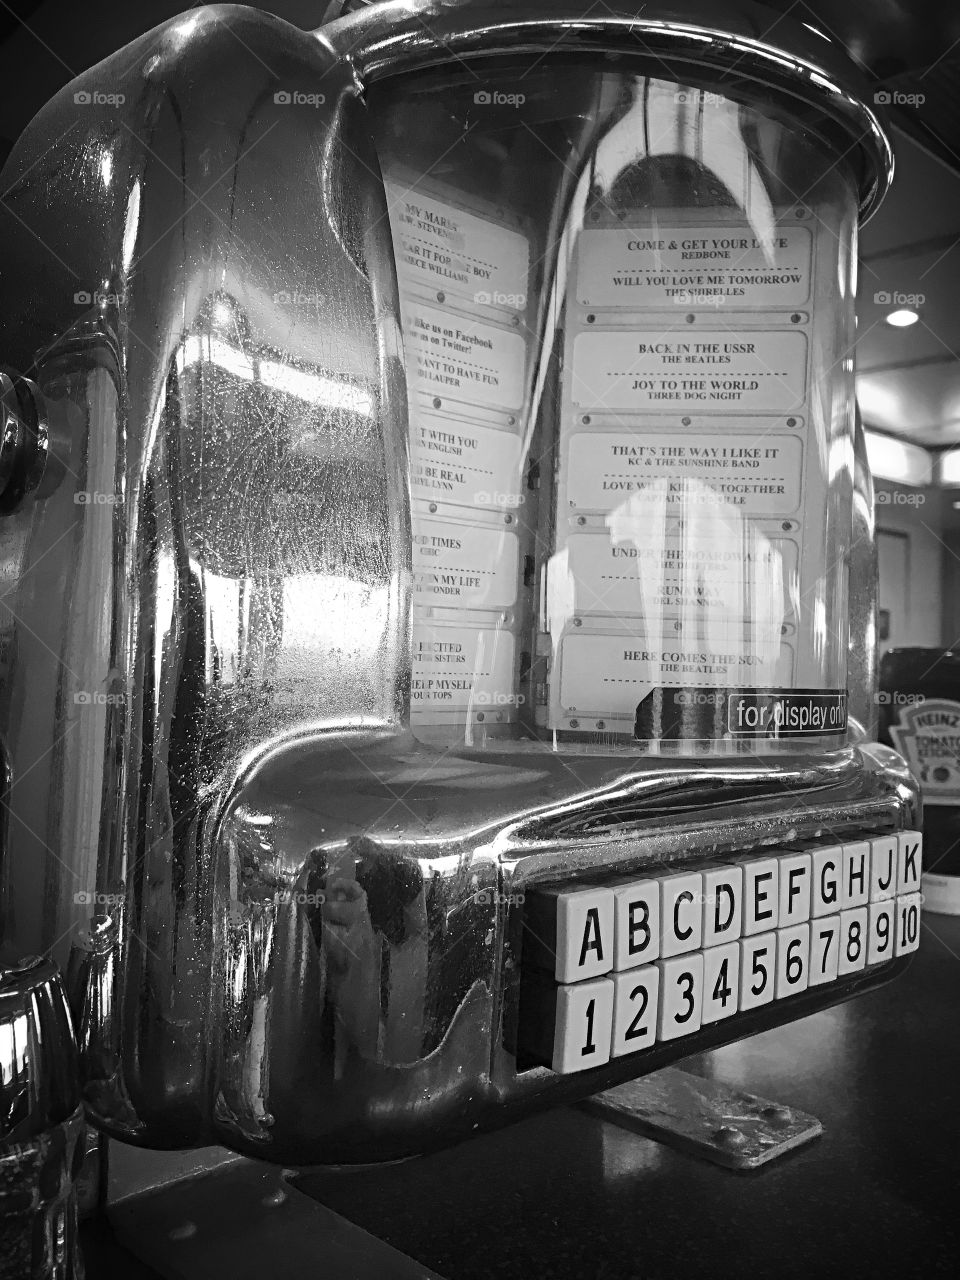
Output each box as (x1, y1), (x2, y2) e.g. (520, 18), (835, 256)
(551, 978), (615, 1073)
(740, 932), (776, 1010)
(775, 923), (810, 999)
(611, 966), (660, 1057)
(657, 953), (704, 1040)
(702, 941), (741, 1024)
(809, 916), (841, 986)
(895, 892), (921, 955)
(837, 907), (868, 976)
(867, 900), (896, 966)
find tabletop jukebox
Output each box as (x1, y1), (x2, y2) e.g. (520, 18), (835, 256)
(0, 0), (921, 1164)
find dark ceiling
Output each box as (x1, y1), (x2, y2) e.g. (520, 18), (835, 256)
(1, 0), (959, 446)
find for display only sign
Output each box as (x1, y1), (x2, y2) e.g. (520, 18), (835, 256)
(726, 689), (848, 737)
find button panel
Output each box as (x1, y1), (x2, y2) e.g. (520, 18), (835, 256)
(519, 832), (922, 1074)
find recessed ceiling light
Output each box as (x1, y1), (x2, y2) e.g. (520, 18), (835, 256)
(885, 308), (920, 327)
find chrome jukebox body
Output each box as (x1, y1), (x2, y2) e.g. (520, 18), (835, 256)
(0, 1), (918, 1163)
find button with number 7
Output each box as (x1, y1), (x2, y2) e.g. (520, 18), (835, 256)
(809, 916), (840, 985)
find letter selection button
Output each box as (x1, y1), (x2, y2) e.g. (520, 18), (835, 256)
(743, 858), (779, 936)
(870, 836), (898, 902)
(612, 879), (660, 970)
(660, 871), (704, 958)
(897, 832), (922, 894)
(812, 846), (842, 917)
(702, 864), (743, 948)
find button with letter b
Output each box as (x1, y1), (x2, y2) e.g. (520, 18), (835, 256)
(895, 892), (921, 956)
(897, 831), (922, 894)
(612, 879), (660, 970)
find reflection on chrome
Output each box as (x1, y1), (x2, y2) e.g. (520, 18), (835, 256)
(0, 2), (914, 1163)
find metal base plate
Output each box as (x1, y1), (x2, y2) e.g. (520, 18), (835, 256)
(581, 1066), (823, 1169)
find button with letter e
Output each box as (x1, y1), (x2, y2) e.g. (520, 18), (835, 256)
(743, 858), (779, 936)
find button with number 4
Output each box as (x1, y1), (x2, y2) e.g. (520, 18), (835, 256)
(702, 941), (740, 1023)
(657, 953), (704, 1040)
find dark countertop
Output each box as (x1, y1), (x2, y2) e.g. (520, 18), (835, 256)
(295, 911), (960, 1279)
(83, 911), (960, 1279)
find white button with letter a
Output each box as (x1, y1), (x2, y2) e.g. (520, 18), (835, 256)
(554, 887), (614, 983)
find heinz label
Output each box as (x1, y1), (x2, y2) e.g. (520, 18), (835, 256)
(889, 698), (960, 806)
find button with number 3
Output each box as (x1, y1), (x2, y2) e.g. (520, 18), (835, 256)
(657, 953), (704, 1040)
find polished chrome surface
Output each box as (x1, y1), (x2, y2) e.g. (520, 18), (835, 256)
(0, 3), (910, 1162)
(0, 958), (84, 1280)
(320, 0), (894, 222)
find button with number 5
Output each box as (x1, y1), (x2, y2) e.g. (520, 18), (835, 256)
(740, 932), (776, 1010)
